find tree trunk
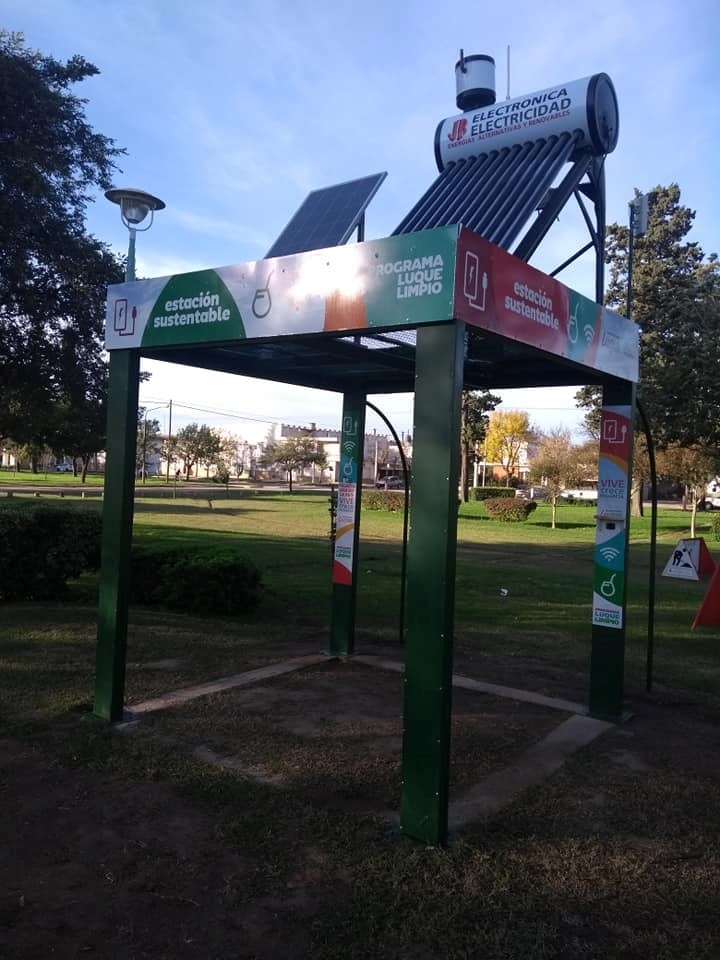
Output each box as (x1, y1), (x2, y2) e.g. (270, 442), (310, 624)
(460, 443), (469, 502)
(551, 496), (558, 529)
(630, 478), (643, 518)
(288, 470), (293, 493)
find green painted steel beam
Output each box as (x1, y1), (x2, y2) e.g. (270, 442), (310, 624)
(329, 394), (366, 657)
(94, 349), (140, 722)
(589, 377), (636, 721)
(400, 321), (464, 845)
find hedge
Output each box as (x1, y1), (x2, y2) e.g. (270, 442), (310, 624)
(362, 490), (406, 512)
(0, 503), (102, 601)
(484, 497), (538, 522)
(711, 513), (720, 542)
(468, 486), (514, 502)
(130, 545), (263, 615)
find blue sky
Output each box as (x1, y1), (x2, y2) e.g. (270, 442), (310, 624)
(5, 0), (720, 441)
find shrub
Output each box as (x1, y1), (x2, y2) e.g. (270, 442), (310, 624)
(468, 486), (512, 501)
(362, 490), (406, 512)
(0, 503), (102, 601)
(130, 545), (263, 615)
(711, 513), (720, 542)
(484, 497), (537, 522)
(213, 464), (230, 485)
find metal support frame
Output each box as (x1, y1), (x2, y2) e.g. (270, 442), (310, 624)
(366, 401), (410, 645)
(94, 349), (140, 721)
(400, 321), (464, 845)
(329, 393), (366, 656)
(526, 155), (607, 302)
(513, 152), (592, 263)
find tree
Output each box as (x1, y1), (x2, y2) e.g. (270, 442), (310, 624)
(173, 423), (222, 479)
(655, 444), (720, 538)
(485, 410), (533, 485)
(529, 430), (587, 529)
(460, 390), (500, 501)
(136, 409), (162, 480)
(261, 436), (328, 492)
(0, 32), (124, 464)
(576, 183), (720, 446)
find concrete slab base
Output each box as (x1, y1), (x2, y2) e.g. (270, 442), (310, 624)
(353, 654), (586, 715)
(448, 714), (614, 831)
(128, 654), (328, 717)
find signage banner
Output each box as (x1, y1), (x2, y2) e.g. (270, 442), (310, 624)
(592, 404), (632, 629)
(454, 228), (639, 382)
(105, 228), (458, 350)
(333, 410), (362, 586)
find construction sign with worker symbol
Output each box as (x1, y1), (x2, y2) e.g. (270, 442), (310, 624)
(662, 538), (715, 581)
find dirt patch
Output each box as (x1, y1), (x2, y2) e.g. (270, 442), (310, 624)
(137, 659), (563, 815)
(0, 739), (330, 959)
(3, 625), (720, 959)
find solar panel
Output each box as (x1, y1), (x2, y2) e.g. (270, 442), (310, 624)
(393, 132), (582, 251)
(266, 172), (387, 258)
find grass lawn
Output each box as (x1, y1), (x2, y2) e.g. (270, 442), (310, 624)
(1, 493), (719, 958)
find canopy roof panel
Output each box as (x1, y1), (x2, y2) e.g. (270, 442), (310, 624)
(106, 226), (638, 393)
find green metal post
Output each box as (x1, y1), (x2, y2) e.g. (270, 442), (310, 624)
(329, 393), (366, 656)
(589, 377), (635, 721)
(94, 348), (140, 721)
(400, 321), (464, 845)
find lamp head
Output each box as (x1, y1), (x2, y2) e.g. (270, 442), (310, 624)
(105, 187), (165, 230)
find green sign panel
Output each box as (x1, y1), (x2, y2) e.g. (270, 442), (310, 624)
(105, 228), (459, 350)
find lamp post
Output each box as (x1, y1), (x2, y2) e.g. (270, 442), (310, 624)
(141, 404), (169, 484)
(95, 187), (164, 723)
(627, 193), (658, 694)
(105, 187), (165, 282)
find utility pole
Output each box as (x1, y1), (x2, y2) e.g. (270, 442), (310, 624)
(165, 398), (173, 483)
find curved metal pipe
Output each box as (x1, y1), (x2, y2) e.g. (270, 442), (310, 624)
(366, 401), (410, 644)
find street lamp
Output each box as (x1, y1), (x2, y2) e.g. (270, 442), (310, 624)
(141, 404), (169, 484)
(104, 187), (165, 282)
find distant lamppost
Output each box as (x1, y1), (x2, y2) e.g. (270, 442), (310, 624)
(141, 404), (169, 484)
(104, 187), (165, 282)
(628, 193), (658, 693)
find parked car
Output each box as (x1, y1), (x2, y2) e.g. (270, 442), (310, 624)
(55, 463), (73, 473)
(375, 476), (404, 489)
(560, 485), (598, 503)
(515, 486), (549, 501)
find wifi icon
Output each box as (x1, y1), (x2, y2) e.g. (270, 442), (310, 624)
(600, 546), (620, 563)
(583, 324), (595, 345)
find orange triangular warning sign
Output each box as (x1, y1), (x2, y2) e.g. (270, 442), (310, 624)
(697, 538), (716, 576)
(692, 563), (720, 628)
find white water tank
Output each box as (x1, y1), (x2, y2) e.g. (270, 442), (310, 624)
(455, 52), (496, 111)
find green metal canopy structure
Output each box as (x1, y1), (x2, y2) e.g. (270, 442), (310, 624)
(96, 223), (639, 846)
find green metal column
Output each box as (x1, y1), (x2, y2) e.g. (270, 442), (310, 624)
(94, 349), (140, 721)
(589, 377), (636, 721)
(329, 393), (366, 656)
(400, 321), (464, 845)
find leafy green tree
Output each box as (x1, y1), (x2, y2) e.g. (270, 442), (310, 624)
(261, 436), (328, 492)
(0, 32), (124, 465)
(460, 390), (500, 501)
(136, 409), (162, 480)
(577, 184), (720, 443)
(485, 410), (533, 485)
(529, 429), (586, 529)
(172, 423), (221, 479)
(576, 183), (720, 515)
(655, 444), (720, 538)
